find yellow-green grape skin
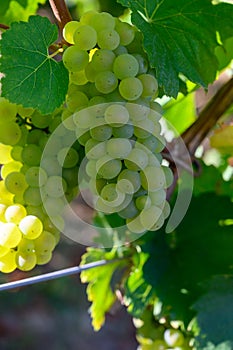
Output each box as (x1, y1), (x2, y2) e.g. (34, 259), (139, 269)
(63, 21), (81, 44)
(63, 46), (89, 72)
(19, 215), (43, 239)
(0, 249), (17, 273)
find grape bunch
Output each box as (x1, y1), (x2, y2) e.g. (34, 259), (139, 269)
(62, 11), (173, 234)
(134, 311), (193, 350)
(0, 98), (79, 272)
(0, 10), (173, 273)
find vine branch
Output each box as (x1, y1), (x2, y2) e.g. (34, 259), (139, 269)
(182, 76), (233, 155)
(0, 23), (9, 30)
(49, 0), (72, 31)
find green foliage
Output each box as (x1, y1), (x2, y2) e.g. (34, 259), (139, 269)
(80, 247), (127, 331)
(142, 193), (233, 326)
(124, 250), (154, 318)
(0, 0), (46, 25)
(192, 276), (233, 349)
(118, 0), (233, 97)
(0, 15), (69, 114)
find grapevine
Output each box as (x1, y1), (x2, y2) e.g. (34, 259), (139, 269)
(0, 1), (233, 349)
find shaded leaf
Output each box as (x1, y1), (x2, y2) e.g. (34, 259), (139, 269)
(0, 16), (69, 114)
(193, 276), (233, 349)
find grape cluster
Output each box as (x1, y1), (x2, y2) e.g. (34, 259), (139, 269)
(0, 10), (173, 273)
(0, 98), (79, 272)
(134, 311), (193, 350)
(62, 11), (172, 233)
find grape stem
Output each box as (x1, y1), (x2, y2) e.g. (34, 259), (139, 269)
(0, 23), (9, 30)
(49, 0), (72, 31)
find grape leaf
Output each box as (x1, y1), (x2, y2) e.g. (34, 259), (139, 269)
(124, 251), (154, 317)
(0, 0), (46, 25)
(143, 194), (233, 324)
(192, 276), (233, 349)
(0, 15), (69, 114)
(80, 247), (126, 331)
(118, 0), (233, 97)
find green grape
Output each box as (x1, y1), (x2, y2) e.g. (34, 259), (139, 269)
(25, 167), (48, 187)
(26, 205), (45, 221)
(0, 249), (17, 273)
(19, 215), (43, 239)
(5, 171), (28, 194)
(140, 135), (159, 152)
(135, 195), (151, 211)
(0, 222), (22, 248)
(63, 21), (81, 44)
(114, 45), (128, 56)
(11, 145), (23, 161)
(41, 157), (61, 176)
(0, 245), (9, 258)
(90, 124), (112, 141)
(95, 71), (118, 94)
(62, 167), (79, 188)
(34, 230), (56, 253)
(23, 187), (43, 206)
(113, 54), (139, 79)
(63, 46), (89, 72)
(21, 144), (42, 166)
(138, 74), (158, 98)
(118, 169), (141, 193)
(0, 97), (17, 120)
(139, 205), (162, 230)
(124, 148), (148, 171)
(119, 77), (143, 100)
(66, 91), (89, 112)
(36, 251), (53, 265)
(141, 166), (165, 191)
(162, 166), (174, 188)
(112, 124), (134, 138)
(162, 200), (171, 219)
(27, 129), (46, 145)
(85, 62), (98, 82)
(149, 189), (166, 206)
(106, 138), (132, 159)
(31, 111), (53, 128)
(4, 204), (27, 223)
(0, 121), (22, 145)
(44, 176), (67, 198)
(85, 139), (106, 160)
(85, 159), (98, 178)
(104, 104), (130, 126)
(70, 70), (88, 85)
(43, 196), (66, 216)
(90, 12), (115, 32)
(96, 155), (122, 179)
(126, 215), (146, 234)
(1, 161), (22, 179)
(115, 20), (135, 46)
(126, 103), (149, 122)
(118, 200), (139, 219)
(134, 119), (155, 139)
(73, 109), (94, 129)
(116, 178), (134, 194)
(16, 251), (37, 271)
(100, 183), (125, 208)
(73, 24), (97, 50)
(0, 180), (14, 205)
(97, 29), (120, 50)
(132, 54), (148, 74)
(0, 143), (13, 164)
(57, 147), (79, 168)
(164, 329), (185, 347)
(92, 49), (115, 71)
(89, 96), (107, 106)
(0, 204), (7, 221)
